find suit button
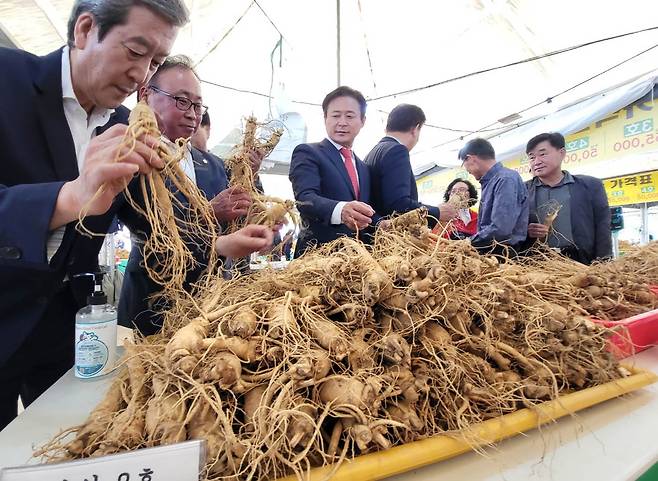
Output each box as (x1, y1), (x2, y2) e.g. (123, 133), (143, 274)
(68, 255), (76, 267)
(0, 246), (22, 260)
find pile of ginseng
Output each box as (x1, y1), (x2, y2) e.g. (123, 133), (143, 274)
(39, 208), (645, 481)
(514, 245), (658, 321)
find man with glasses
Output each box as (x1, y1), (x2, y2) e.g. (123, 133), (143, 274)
(118, 55), (256, 335)
(458, 138), (528, 254)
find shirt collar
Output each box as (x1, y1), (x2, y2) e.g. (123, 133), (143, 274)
(532, 170), (575, 187)
(479, 161), (502, 184)
(386, 135), (403, 145)
(326, 137), (350, 152)
(61, 46), (76, 101)
(61, 46), (114, 118)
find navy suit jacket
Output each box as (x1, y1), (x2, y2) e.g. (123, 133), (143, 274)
(118, 148), (228, 334)
(0, 47), (129, 367)
(526, 173), (612, 264)
(289, 138), (378, 254)
(364, 136), (440, 226)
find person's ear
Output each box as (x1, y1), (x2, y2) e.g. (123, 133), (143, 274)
(73, 12), (95, 50)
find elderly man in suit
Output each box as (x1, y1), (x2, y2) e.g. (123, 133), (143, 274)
(525, 132), (611, 264)
(365, 104), (457, 226)
(289, 86), (379, 256)
(118, 55), (257, 336)
(0, 0), (271, 429)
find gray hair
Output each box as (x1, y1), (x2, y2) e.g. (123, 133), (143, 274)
(147, 54), (198, 87)
(67, 0), (189, 47)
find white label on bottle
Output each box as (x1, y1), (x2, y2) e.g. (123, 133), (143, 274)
(75, 320), (116, 378)
(0, 440), (205, 481)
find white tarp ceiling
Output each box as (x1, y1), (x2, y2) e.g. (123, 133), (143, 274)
(2, 0), (658, 176)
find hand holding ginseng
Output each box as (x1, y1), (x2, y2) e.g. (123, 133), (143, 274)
(51, 124), (163, 229)
(248, 149), (265, 173)
(341, 201), (374, 231)
(211, 186), (252, 222)
(528, 222), (549, 239)
(214, 224), (273, 258)
(437, 202), (459, 221)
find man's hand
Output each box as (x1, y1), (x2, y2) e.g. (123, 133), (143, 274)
(51, 125), (163, 229)
(210, 186), (252, 222)
(377, 219), (392, 231)
(437, 203), (459, 221)
(341, 201), (375, 231)
(215, 224), (274, 258)
(248, 149), (265, 173)
(528, 223), (549, 239)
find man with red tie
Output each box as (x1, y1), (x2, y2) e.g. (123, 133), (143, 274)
(289, 86), (380, 256)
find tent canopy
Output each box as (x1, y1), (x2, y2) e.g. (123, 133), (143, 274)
(2, 0), (658, 175)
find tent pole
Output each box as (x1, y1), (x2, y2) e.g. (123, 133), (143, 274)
(336, 0), (341, 87)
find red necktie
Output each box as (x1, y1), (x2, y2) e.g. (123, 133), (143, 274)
(340, 147), (359, 199)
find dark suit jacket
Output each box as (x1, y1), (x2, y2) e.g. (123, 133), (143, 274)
(364, 136), (440, 226)
(526, 173), (612, 264)
(0, 47), (129, 367)
(118, 148), (228, 334)
(289, 138), (379, 255)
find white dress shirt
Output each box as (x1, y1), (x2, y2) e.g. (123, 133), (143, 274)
(46, 47), (114, 262)
(326, 138), (359, 225)
(161, 138), (197, 185)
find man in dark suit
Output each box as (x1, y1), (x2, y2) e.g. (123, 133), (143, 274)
(365, 104), (457, 227)
(0, 0), (188, 429)
(289, 86), (379, 256)
(118, 55), (255, 335)
(525, 132), (611, 264)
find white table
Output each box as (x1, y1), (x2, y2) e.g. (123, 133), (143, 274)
(2, 348), (658, 480)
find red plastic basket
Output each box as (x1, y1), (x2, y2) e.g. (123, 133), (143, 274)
(593, 308), (658, 358)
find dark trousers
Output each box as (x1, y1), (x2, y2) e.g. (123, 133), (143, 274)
(0, 285), (76, 431)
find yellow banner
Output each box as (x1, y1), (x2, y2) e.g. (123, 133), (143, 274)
(504, 92), (658, 177)
(603, 170), (658, 206)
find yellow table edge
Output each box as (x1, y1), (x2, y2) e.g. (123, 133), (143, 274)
(277, 366), (658, 481)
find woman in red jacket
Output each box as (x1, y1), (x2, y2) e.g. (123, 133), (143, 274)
(433, 179), (478, 240)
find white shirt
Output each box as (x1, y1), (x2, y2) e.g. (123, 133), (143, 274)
(46, 47), (114, 262)
(161, 138), (197, 185)
(326, 138), (359, 225)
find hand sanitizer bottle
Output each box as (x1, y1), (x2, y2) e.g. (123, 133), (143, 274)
(74, 272), (117, 379)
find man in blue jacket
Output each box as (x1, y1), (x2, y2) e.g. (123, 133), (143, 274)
(459, 138), (529, 251)
(365, 104), (457, 226)
(525, 132), (611, 264)
(289, 86), (379, 256)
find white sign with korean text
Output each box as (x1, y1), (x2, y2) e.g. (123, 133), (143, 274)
(0, 440), (204, 481)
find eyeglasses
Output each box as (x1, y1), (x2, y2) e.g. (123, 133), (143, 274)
(148, 85), (208, 116)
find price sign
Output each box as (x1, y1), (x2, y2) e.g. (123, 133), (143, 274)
(603, 170), (658, 206)
(0, 440), (204, 481)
